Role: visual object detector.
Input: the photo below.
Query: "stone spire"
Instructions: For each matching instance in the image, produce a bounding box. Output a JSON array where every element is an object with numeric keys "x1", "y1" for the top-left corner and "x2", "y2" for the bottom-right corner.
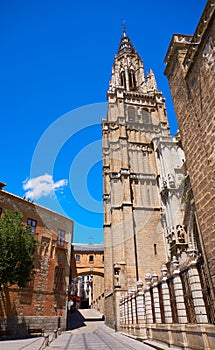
[{"x1": 117, "y1": 27, "x2": 136, "y2": 54}]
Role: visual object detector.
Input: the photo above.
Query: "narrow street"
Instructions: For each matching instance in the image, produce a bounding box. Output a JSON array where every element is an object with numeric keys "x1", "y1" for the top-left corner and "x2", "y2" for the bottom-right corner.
[
  {"x1": 48, "y1": 309, "x2": 154, "y2": 350},
  {"x1": 0, "y1": 309, "x2": 160, "y2": 350}
]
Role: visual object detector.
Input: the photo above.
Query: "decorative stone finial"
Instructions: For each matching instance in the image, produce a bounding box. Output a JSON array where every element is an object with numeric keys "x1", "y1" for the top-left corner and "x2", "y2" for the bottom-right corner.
[
  {"x1": 172, "y1": 256, "x2": 179, "y2": 271},
  {"x1": 152, "y1": 273, "x2": 159, "y2": 286},
  {"x1": 136, "y1": 279, "x2": 143, "y2": 292},
  {"x1": 161, "y1": 264, "x2": 168, "y2": 280},
  {"x1": 144, "y1": 273, "x2": 152, "y2": 289}
]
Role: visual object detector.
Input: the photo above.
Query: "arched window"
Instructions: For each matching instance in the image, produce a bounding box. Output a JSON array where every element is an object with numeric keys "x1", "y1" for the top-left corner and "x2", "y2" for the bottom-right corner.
[
  {"x1": 142, "y1": 109, "x2": 151, "y2": 124},
  {"x1": 129, "y1": 70, "x2": 136, "y2": 90},
  {"x1": 127, "y1": 106, "x2": 136, "y2": 122},
  {"x1": 120, "y1": 71, "x2": 126, "y2": 87}
]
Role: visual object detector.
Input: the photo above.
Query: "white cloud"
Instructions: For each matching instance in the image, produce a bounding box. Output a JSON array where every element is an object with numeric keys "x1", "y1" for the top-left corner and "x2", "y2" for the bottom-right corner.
[{"x1": 23, "y1": 174, "x2": 68, "y2": 200}]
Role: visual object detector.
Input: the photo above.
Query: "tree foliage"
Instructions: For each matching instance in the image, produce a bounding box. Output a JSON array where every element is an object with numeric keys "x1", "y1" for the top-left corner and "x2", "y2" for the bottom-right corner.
[{"x1": 0, "y1": 209, "x2": 38, "y2": 288}]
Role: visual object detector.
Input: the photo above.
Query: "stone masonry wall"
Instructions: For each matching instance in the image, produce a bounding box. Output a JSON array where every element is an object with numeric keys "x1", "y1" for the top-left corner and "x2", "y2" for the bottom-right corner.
[{"x1": 164, "y1": 2, "x2": 215, "y2": 296}]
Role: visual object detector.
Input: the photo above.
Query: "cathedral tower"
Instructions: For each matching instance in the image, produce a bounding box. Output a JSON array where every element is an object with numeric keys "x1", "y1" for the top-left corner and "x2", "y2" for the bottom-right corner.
[{"x1": 102, "y1": 30, "x2": 181, "y2": 326}]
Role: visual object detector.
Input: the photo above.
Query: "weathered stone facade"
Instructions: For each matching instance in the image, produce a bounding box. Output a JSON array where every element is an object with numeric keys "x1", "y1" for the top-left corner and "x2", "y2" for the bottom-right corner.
[
  {"x1": 0, "y1": 184, "x2": 73, "y2": 337},
  {"x1": 103, "y1": 2, "x2": 215, "y2": 348},
  {"x1": 102, "y1": 29, "x2": 186, "y2": 328},
  {"x1": 164, "y1": 0, "x2": 215, "y2": 306}
]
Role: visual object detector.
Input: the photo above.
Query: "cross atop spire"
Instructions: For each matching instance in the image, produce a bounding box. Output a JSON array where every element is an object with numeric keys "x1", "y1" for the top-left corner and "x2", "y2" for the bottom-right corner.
[{"x1": 122, "y1": 19, "x2": 126, "y2": 37}]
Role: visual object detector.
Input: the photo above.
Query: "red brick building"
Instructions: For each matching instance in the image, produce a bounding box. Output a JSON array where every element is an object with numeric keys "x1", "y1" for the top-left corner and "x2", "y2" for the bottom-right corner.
[{"x1": 0, "y1": 182, "x2": 73, "y2": 337}]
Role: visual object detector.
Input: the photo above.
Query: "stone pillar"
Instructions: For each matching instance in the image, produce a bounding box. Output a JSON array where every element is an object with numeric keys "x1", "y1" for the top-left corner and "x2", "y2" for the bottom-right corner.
[
  {"x1": 119, "y1": 297, "x2": 124, "y2": 327},
  {"x1": 187, "y1": 244, "x2": 208, "y2": 323},
  {"x1": 127, "y1": 290, "x2": 133, "y2": 325},
  {"x1": 124, "y1": 294, "x2": 128, "y2": 327},
  {"x1": 131, "y1": 287, "x2": 137, "y2": 325},
  {"x1": 136, "y1": 280, "x2": 146, "y2": 324},
  {"x1": 152, "y1": 273, "x2": 162, "y2": 323},
  {"x1": 161, "y1": 264, "x2": 172, "y2": 323},
  {"x1": 144, "y1": 273, "x2": 153, "y2": 324},
  {"x1": 172, "y1": 256, "x2": 188, "y2": 323}
]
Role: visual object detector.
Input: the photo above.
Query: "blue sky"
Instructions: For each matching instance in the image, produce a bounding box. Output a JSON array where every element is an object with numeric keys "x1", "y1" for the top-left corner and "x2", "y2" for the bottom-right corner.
[{"x1": 0, "y1": 0, "x2": 207, "y2": 243}]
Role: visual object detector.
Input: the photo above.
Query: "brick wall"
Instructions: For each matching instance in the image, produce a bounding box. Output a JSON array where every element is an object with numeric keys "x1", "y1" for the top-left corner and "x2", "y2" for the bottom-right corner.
[{"x1": 0, "y1": 188, "x2": 73, "y2": 333}]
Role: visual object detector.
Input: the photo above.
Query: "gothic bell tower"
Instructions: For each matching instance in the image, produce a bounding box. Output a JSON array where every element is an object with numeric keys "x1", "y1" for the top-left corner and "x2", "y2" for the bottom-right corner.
[{"x1": 102, "y1": 29, "x2": 170, "y2": 326}]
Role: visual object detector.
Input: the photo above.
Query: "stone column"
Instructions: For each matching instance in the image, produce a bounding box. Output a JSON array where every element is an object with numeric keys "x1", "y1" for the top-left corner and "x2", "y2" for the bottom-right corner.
[
  {"x1": 161, "y1": 265, "x2": 172, "y2": 323},
  {"x1": 152, "y1": 273, "x2": 162, "y2": 323},
  {"x1": 144, "y1": 273, "x2": 153, "y2": 324},
  {"x1": 172, "y1": 256, "x2": 188, "y2": 323},
  {"x1": 187, "y1": 244, "x2": 208, "y2": 323},
  {"x1": 124, "y1": 294, "x2": 128, "y2": 327},
  {"x1": 119, "y1": 296, "x2": 124, "y2": 327},
  {"x1": 131, "y1": 287, "x2": 137, "y2": 325},
  {"x1": 136, "y1": 280, "x2": 146, "y2": 324},
  {"x1": 127, "y1": 291, "x2": 133, "y2": 325}
]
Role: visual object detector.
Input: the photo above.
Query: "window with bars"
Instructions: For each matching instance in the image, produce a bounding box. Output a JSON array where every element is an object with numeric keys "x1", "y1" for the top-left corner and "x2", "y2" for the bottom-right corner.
[
  {"x1": 27, "y1": 218, "x2": 37, "y2": 233},
  {"x1": 54, "y1": 266, "x2": 65, "y2": 291},
  {"x1": 57, "y1": 229, "x2": 65, "y2": 246}
]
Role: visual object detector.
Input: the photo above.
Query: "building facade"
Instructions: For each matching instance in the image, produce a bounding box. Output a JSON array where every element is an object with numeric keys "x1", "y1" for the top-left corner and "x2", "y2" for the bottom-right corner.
[
  {"x1": 0, "y1": 183, "x2": 73, "y2": 337},
  {"x1": 70, "y1": 243, "x2": 104, "y2": 313},
  {"x1": 164, "y1": 0, "x2": 215, "y2": 303},
  {"x1": 102, "y1": 29, "x2": 186, "y2": 326},
  {"x1": 102, "y1": 2, "x2": 215, "y2": 347}
]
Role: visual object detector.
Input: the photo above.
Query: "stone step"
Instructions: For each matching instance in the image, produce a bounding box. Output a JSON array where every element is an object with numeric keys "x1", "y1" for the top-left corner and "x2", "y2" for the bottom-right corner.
[{"x1": 78, "y1": 308, "x2": 104, "y2": 320}]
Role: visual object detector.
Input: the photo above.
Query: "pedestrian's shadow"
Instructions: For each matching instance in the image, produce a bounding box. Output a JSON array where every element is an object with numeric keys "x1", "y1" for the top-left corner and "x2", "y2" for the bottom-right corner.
[{"x1": 66, "y1": 309, "x2": 86, "y2": 330}]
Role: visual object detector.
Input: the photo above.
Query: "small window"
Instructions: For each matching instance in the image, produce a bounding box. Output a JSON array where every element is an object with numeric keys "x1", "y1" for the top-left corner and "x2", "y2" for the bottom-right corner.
[
  {"x1": 76, "y1": 254, "x2": 80, "y2": 262},
  {"x1": 127, "y1": 106, "x2": 136, "y2": 122},
  {"x1": 27, "y1": 218, "x2": 37, "y2": 233},
  {"x1": 154, "y1": 244, "x2": 157, "y2": 255},
  {"x1": 142, "y1": 109, "x2": 151, "y2": 124},
  {"x1": 102, "y1": 255, "x2": 104, "y2": 262},
  {"x1": 58, "y1": 229, "x2": 65, "y2": 246},
  {"x1": 89, "y1": 255, "x2": 94, "y2": 262}
]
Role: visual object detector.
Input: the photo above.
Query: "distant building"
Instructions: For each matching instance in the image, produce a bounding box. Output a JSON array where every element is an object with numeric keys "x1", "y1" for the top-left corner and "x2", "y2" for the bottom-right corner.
[
  {"x1": 71, "y1": 243, "x2": 104, "y2": 313},
  {"x1": 0, "y1": 182, "x2": 73, "y2": 337}
]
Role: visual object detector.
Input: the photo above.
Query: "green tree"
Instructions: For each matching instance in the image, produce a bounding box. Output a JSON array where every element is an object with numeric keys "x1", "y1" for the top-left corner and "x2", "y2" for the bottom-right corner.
[{"x1": 0, "y1": 209, "x2": 38, "y2": 288}]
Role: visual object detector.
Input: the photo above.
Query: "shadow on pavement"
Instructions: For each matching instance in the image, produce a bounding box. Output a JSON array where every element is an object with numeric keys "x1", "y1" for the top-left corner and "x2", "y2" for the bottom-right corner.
[{"x1": 66, "y1": 309, "x2": 86, "y2": 331}]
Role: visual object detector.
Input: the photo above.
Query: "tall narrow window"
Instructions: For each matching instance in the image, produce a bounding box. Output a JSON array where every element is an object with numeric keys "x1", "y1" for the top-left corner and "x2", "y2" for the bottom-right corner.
[
  {"x1": 58, "y1": 229, "x2": 65, "y2": 246},
  {"x1": 27, "y1": 218, "x2": 37, "y2": 233},
  {"x1": 120, "y1": 71, "x2": 126, "y2": 87},
  {"x1": 129, "y1": 70, "x2": 136, "y2": 90},
  {"x1": 127, "y1": 106, "x2": 136, "y2": 122},
  {"x1": 142, "y1": 109, "x2": 151, "y2": 124}
]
